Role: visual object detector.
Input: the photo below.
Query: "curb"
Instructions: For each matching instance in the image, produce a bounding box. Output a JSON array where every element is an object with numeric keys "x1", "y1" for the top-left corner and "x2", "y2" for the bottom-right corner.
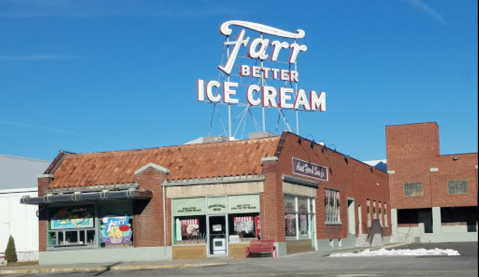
[{"x1": 0, "y1": 262, "x2": 234, "y2": 275}]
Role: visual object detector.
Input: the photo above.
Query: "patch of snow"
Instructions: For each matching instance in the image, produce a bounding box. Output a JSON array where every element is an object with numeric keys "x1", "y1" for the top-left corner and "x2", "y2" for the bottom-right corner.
[{"x1": 330, "y1": 248, "x2": 460, "y2": 257}]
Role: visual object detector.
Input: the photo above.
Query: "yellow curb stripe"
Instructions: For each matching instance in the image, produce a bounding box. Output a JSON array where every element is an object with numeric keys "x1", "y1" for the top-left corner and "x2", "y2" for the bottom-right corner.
[{"x1": 0, "y1": 263, "x2": 235, "y2": 275}]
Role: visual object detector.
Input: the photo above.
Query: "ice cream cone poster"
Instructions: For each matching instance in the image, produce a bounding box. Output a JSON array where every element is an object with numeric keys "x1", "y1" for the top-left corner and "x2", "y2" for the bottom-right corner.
[
  {"x1": 181, "y1": 219, "x2": 199, "y2": 238},
  {"x1": 100, "y1": 214, "x2": 132, "y2": 244},
  {"x1": 51, "y1": 207, "x2": 93, "y2": 230}
]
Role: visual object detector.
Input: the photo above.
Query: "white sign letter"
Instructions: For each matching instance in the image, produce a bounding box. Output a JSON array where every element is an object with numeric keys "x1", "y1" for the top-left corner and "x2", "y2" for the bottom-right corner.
[
  {"x1": 290, "y1": 71, "x2": 299, "y2": 82},
  {"x1": 197, "y1": 79, "x2": 205, "y2": 102},
  {"x1": 218, "y1": 30, "x2": 250, "y2": 75},
  {"x1": 289, "y1": 43, "x2": 307, "y2": 64},
  {"x1": 270, "y1": 41, "x2": 290, "y2": 61},
  {"x1": 310, "y1": 91, "x2": 326, "y2": 112},
  {"x1": 223, "y1": 82, "x2": 239, "y2": 104},
  {"x1": 262, "y1": 86, "x2": 278, "y2": 107},
  {"x1": 246, "y1": 85, "x2": 261, "y2": 106},
  {"x1": 206, "y1": 81, "x2": 221, "y2": 102},
  {"x1": 279, "y1": 87, "x2": 294, "y2": 109},
  {"x1": 240, "y1": 65, "x2": 250, "y2": 77},
  {"x1": 248, "y1": 38, "x2": 270, "y2": 60},
  {"x1": 294, "y1": 89, "x2": 311, "y2": 110}
]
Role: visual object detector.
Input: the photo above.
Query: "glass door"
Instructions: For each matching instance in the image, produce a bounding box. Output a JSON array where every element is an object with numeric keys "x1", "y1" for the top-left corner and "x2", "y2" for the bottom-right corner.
[{"x1": 207, "y1": 215, "x2": 227, "y2": 256}]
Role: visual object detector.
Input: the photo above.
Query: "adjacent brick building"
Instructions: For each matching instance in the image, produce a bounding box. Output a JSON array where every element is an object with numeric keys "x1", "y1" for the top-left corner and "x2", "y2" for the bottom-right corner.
[
  {"x1": 22, "y1": 131, "x2": 390, "y2": 265},
  {"x1": 386, "y1": 122, "x2": 478, "y2": 242}
]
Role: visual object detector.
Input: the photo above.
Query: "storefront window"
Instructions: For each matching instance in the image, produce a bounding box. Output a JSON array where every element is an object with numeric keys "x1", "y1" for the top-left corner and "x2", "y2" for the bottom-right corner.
[
  {"x1": 47, "y1": 205, "x2": 97, "y2": 249},
  {"x1": 172, "y1": 197, "x2": 207, "y2": 245},
  {"x1": 298, "y1": 198, "x2": 308, "y2": 238},
  {"x1": 172, "y1": 195, "x2": 261, "y2": 245},
  {"x1": 284, "y1": 195, "x2": 314, "y2": 239},
  {"x1": 285, "y1": 214, "x2": 297, "y2": 236},
  {"x1": 325, "y1": 189, "x2": 340, "y2": 224},
  {"x1": 228, "y1": 213, "x2": 259, "y2": 241},
  {"x1": 174, "y1": 215, "x2": 207, "y2": 244}
]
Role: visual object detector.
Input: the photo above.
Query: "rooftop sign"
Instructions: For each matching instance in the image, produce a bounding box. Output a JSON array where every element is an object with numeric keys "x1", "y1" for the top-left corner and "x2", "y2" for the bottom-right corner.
[{"x1": 197, "y1": 20, "x2": 326, "y2": 112}]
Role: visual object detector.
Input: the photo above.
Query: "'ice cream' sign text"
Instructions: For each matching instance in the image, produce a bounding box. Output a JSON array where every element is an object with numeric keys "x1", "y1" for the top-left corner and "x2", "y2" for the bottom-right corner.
[{"x1": 197, "y1": 20, "x2": 326, "y2": 112}]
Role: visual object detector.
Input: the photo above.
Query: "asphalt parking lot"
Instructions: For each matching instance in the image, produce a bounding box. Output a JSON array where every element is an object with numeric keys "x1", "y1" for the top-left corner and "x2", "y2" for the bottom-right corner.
[{"x1": 1, "y1": 242, "x2": 477, "y2": 277}]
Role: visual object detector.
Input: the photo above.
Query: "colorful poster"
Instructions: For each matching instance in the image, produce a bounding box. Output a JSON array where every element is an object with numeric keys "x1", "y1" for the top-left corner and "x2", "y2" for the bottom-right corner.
[
  {"x1": 181, "y1": 219, "x2": 200, "y2": 238},
  {"x1": 234, "y1": 216, "x2": 254, "y2": 235},
  {"x1": 51, "y1": 207, "x2": 93, "y2": 230},
  {"x1": 100, "y1": 214, "x2": 132, "y2": 245}
]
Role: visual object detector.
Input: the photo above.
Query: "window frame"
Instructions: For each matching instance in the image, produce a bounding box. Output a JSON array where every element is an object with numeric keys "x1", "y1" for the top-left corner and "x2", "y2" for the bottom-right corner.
[
  {"x1": 324, "y1": 188, "x2": 341, "y2": 225},
  {"x1": 447, "y1": 179, "x2": 468, "y2": 195},
  {"x1": 284, "y1": 194, "x2": 315, "y2": 240},
  {"x1": 46, "y1": 204, "x2": 98, "y2": 251},
  {"x1": 403, "y1": 182, "x2": 424, "y2": 197}
]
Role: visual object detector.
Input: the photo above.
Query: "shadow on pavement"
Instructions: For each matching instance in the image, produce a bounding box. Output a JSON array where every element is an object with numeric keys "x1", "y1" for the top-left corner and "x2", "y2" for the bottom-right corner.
[{"x1": 93, "y1": 262, "x2": 122, "y2": 276}]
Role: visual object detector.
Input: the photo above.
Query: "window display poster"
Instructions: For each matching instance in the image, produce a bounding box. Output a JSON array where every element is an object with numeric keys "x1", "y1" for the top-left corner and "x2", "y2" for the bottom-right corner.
[
  {"x1": 100, "y1": 214, "x2": 132, "y2": 245},
  {"x1": 234, "y1": 216, "x2": 254, "y2": 235},
  {"x1": 285, "y1": 214, "x2": 296, "y2": 236},
  {"x1": 299, "y1": 214, "x2": 308, "y2": 235},
  {"x1": 255, "y1": 216, "x2": 261, "y2": 238},
  {"x1": 51, "y1": 207, "x2": 93, "y2": 230},
  {"x1": 181, "y1": 219, "x2": 200, "y2": 238}
]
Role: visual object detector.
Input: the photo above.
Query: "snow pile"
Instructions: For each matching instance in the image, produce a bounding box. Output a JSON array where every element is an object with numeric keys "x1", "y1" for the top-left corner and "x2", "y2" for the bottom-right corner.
[{"x1": 330, "y1": 248, "x2": 460, "y2": 257}]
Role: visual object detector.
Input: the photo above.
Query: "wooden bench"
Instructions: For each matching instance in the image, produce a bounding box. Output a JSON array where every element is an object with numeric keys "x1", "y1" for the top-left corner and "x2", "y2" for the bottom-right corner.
[{"x1": 245, "y1": 240, "x2": 277, "y2": 258}]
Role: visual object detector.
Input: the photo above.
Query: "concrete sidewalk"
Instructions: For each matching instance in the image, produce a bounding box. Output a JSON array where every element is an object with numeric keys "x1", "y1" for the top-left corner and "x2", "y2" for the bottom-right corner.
[{"x1": 0, "y1": 242, "x2": 411, "y2": 275}]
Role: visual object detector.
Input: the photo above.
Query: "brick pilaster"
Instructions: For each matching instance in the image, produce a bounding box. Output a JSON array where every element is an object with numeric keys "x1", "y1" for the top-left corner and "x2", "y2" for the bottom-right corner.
[
  {"x1": 37, "y1": 174, "x2": 53, "y2": 252},
  {"x1": 260, "y1": 157, "x2": 285, "y2": 242},
  {"x1": 133, "y1": 163, "x2": 169, "y2": 247}
]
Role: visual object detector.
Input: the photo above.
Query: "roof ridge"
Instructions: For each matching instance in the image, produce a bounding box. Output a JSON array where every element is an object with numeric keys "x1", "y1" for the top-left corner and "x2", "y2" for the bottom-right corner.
[{"x1": 66, "y1": 136, "x2": 281, "y2": 157}]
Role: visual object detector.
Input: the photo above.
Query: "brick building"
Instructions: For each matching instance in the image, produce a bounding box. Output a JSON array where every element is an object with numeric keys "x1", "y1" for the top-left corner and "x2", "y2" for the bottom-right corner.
[
  {"x1": 21, "y1": 131, "x2": 390, "y2": 265},
  {"x1": 386, "y1": 122, "x2": 478, "y2": 242}
]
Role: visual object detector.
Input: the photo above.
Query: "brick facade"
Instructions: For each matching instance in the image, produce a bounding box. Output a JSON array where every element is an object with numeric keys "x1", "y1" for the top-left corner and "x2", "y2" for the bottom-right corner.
[
  {"x1": 276, "y1": 133, "x2": 391, "y2": 239},
  {"x1": 386, "y1": 122, "x2": 478, "y2": 210},
  {"x1": 34, "y1": 130, "x2": 394, "y2": 263}
]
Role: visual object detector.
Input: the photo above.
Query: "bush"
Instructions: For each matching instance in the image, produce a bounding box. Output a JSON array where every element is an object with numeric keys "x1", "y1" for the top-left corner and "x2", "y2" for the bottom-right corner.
[{"x1": 5, "y1": 235, "x2": 18, "y2": 263}]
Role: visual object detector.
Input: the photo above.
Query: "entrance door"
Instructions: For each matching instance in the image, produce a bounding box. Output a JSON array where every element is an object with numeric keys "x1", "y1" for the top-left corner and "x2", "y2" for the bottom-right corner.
[
  {"x1": 358, "y1": 205, "x2": 362, "y2": 234},
  {"x1": 207, "y1": 215, "x2": 227, "y2": 256},
  {"x1": 347, "y1": 199, "x2": 356, "y2": 235},
  {"x1": 418, "y1": 210, "x2": 433, "y2": 233}
]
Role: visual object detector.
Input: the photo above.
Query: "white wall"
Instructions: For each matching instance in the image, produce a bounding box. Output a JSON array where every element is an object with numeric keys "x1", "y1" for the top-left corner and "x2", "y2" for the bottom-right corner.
[{"x1": 0, "y1": 188, "x2": 39, "y2": 261}]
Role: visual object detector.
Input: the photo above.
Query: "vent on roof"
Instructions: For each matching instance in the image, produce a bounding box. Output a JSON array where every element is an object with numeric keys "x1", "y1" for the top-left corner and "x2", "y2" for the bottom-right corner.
[
  {"x1": 185, "y1": 136, "x2": 229, "y2": 144},
  {"x1": 248, "y1": 131, "x2": 274, "y2": 139}
]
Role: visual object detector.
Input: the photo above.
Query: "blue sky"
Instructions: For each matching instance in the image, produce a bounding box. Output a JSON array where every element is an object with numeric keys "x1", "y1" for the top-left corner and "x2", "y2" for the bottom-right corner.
[{"x1": 0, "y1": 0, "x2": 477, "y2": 162}]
